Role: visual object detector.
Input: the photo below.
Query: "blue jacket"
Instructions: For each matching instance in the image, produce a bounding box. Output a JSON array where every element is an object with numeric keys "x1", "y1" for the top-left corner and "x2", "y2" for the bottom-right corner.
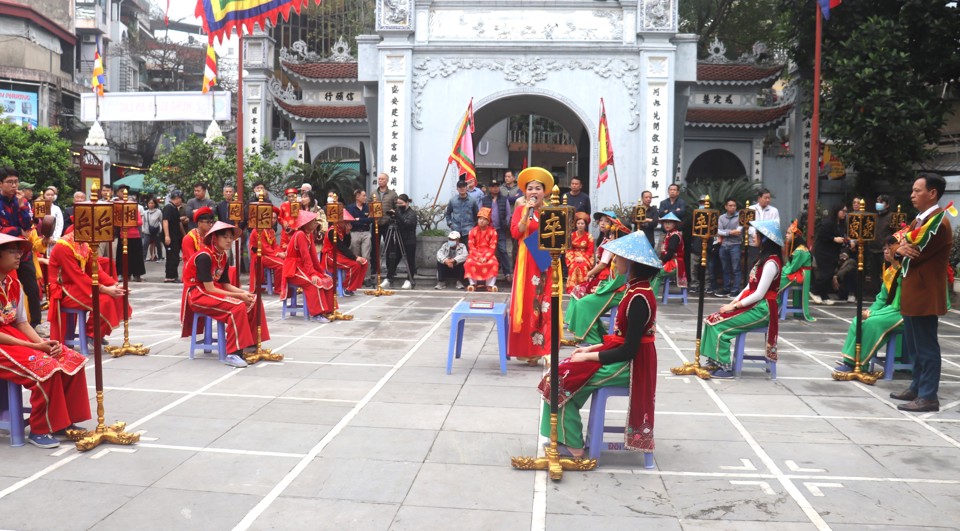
[{"x1": 445, "y1": 194, "x2": 479, "y2": 234}]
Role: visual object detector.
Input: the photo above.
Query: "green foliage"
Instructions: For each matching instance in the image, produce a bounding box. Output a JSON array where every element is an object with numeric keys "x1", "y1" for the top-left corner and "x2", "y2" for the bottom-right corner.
[
  {"x1": 413, "y1": 195, "x2": 447, "y2": 233},
  {"x1": 0, "y1": 122, "x2": 73, "y2": 196},
  {"x1": 601, "y1": 204, "x2": 635, "y2": 225},
  {"x1": 148, "y1": 136, "x2": 297, "y2": 201},
  {"x1": 681, "y1": 178, "x2": 760, "y2": 209},
  {"x1": 285, "y1": 159, "x2": 360, "y2": 203},
  {"x1": 777, "y1": 0, "x2": 960, "y2": 197},
  {"x1": 680, "y1": 0, "x2": 786, "y2": 58}
]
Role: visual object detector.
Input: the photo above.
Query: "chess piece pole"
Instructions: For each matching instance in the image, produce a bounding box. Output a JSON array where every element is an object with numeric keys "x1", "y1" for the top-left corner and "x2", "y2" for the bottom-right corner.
[
  {"x1": 244, "y1": 192, "x2": 282, "y2": 364},
  {"x1": 364, "y1": 200, "x2": 393, "y2": 296},
  {"x1": 512, "y1": 185, "x2": 597, "y2": 479},
  {"x1": 65, "y1": 186, "x2": 140, "y2": 450},
  {"x1": 671, "y1": 196, "x2": 717, "y2": 379},
  {"x1": 833, "y1": 199, "x2": 881, "y2": 384},
  {"x1": 106, "y1": 189, "x2": 148, "y2": 357}
]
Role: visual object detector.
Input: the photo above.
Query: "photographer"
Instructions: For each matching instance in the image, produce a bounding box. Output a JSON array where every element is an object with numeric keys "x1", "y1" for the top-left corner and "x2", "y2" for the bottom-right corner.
[{"x1": 383, "y1": 194, "x2": 417, "y2": 289}]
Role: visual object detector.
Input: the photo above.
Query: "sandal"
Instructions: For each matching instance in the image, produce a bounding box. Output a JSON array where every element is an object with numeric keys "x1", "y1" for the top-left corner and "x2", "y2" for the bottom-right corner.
[{"x1": 466, "y1": 285, "x2": 475, "y2": 292}]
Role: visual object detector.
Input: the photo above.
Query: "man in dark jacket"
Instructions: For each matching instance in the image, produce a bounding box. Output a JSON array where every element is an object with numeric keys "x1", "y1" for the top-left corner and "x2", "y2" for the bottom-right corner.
[
  {"x1": 481, "y1": 180, "x2": 514, "y2": 280},
  {"x1": 383, "y1": 194, "x2": 418, "y2": 289}
]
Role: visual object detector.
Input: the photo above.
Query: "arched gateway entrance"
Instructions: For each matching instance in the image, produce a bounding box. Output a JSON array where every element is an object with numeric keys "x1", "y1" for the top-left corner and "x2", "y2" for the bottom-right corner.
[
  {"x1": 473, "y1": 93, "x2": 591, "y2": 190},
  {"x1": 357, "y1": 0, "x2": 697, "y2": 208}
]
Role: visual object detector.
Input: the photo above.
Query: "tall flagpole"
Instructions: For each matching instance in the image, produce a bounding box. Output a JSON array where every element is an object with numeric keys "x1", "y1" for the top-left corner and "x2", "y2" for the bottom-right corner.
[
  {"x1": 807, "y1": 6, "x2": 823, "y2": 250},
  {"x1": 236, "y1": 34, "x2": 245, "y2": 197}
]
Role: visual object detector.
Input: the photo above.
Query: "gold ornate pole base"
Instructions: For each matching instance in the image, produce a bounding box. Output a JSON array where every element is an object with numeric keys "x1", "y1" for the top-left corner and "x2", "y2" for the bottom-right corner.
[
  {"x1": 670, "y1": 340, "x2": 712, "y2": 379},
  {"x1": 363, "y1": 286, "x2": 395, "y2": 297},
  {"x1": 243, "y1": 347, "x2": 284, "y2": 364},
  {"x1": 65, "y1": 422, "x2": 141, "y2": 451},
  {"x1": 511, "y1": 413, "x2": 597, "y2": 480},
  {"x1": 559, "y1": 338, "x2": 579, "y2": 347},
  {"x1": 64, "y1": 391, "x2": 139, "y2": 451},
  {"x1": 329, "y1": 310, "x2": 354, "y2": 321},
  {"x1": 831, "y1": 369, "x2": 881, "y2": 385},
  {"x1": 105, "y1": 339, "x2": 150, "y2": 357}
]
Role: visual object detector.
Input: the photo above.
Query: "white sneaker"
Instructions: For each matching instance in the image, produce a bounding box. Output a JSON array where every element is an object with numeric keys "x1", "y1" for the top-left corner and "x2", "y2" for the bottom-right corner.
[
  {"x1": 847, "y1": 295, "x2": 856, "y2": 303},
  {"x1": 380, "y1": 279, "x2": 391, "y2": 288},
  {"x1": 35, "y1": 322, "x2": 50, "y2": 338},
  {"x1": 434, "y1": 282, "x2": 445, "y2": 290},
  {"x1": 401, "y1": 280, "x2": 412, "y2": 290},
  {"x1": 810, "y1": 294, "x2": 823, "y2": 304},
  {"x1": 455, "y1": 281, "x2": 465, "y2": 290},
  {"x1": 223, "y1": 354, "x2": 248, "y2": 368}
]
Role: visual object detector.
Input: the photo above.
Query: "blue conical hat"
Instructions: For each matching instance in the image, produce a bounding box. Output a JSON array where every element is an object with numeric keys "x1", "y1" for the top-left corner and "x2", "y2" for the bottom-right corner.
[
  {"x1": 750, "y1": 219, "x2": 784, "y2": 246},
  {"x1": 660, "y1": 212, "x2": 681, "y2": 223},
  {"x1": 600, "y1": 231, "x2": 663, "y2": 269}
]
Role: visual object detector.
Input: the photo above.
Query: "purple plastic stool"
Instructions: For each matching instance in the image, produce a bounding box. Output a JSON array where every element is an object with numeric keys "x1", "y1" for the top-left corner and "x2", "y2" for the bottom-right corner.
[
  {"x1": 0, "y1": 380, "x2": 26, "y2": 446},
  {"x1": 733, "y1": 327, "x2": 776, "y2": 379},
  {"x1": 585, "y1": 386, "x2": 655, "y2": 468},
  {"x1": 661, "y1": 277, "x2": 688, "y2": 305}
]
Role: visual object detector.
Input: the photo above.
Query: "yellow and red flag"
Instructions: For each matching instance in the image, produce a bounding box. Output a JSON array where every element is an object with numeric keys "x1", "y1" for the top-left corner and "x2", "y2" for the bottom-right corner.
[
  {"x1": 448, "y1": 99, "x2": 476, "y2": 182},
  {"x1": 92, "y1": 37, "x2": 105, "y2": 96},
  {"x1": 597, "y1": 98, "x2": 614, "y2": 189},
  {"x1": 202, "y1": 44, "x2": 217, "y2": 93}
]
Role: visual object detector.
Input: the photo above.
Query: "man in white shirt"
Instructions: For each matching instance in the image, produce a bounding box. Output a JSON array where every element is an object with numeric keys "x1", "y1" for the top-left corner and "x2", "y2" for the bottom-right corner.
[{"x1": 747, "y1": 188, "x2": 779, "y2": 269}]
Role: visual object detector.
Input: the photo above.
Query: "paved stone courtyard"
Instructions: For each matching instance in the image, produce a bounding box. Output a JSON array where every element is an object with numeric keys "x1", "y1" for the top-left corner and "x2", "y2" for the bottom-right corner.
[{"x1": 2, "y1": 262, "x2": 960, "y2": 530}]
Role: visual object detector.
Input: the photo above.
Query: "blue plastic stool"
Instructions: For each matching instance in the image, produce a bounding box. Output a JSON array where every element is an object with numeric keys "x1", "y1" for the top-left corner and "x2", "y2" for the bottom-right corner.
[
  {"x1": 585, "y1": 386, "x2": 655, "y2": 468},
  {"x1": 0, "y1": 380, "x2": 27, "y2": 447},
  {"x1": 870, "y1": 330, "x2": 910, "y2": 381},
  {"x1": 601, "y1": 305, "x2": 618, "y2": 335},
  {"x1": 732, "y1": 327, "x2": 777, "y2": 379},
  {"x1": 447, "y1": 301, "x2": 508, "y2": 375},
  {"x1": 337, "y1": 270, "x2": 346, "y2": 297},
  {"x1": 661, "y1": 277, "x2": 688, "y2": 305},
  {"x1": 282, "y1": 289, "x2": 310, "y2": 320},
  {"x1": 189, "y1": 313, "x2": 227, "y2": 362},
  {"x1": 62, "y1": 307, "x2": 90, "y2": 357},
  {"x1": 779, "y1": 285, "x2": 803, "y2": 320},
  {"x1": 260, "y1": 269, "x2": 275, "y2": 295}
]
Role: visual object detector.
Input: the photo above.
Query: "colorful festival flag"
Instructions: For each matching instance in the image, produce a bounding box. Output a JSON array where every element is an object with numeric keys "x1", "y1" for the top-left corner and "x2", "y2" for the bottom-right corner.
[
  {"x1": 92, "y1": 37, "x2": 105, "y2": 96},
  {"x1": 818, "y1": 0, "x2": 842, "y2": 20},
  {"x1": 597, "y1": 98, "x2": 614, "y2": 189},
  {"x1": 202, "y1": 44, "x2": 217, "y2": 93},
  {"x1": 448, "y1": 100, "x2": 476, "y2": 182},
  {"x1": 901, "y1": 202, "x2": 958, "y2": 277},
  {"x1": 195, "y1": 0, "x2": 321, "y2": 44}
]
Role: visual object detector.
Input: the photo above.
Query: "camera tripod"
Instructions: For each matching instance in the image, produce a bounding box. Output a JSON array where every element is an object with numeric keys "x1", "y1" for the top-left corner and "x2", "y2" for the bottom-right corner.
[{"x1": 382, "y1": 221, "x2": 415, "y2": 287}]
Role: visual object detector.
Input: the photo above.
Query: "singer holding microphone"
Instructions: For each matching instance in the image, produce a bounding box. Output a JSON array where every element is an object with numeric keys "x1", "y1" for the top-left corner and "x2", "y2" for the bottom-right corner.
[{"x1": 508, "y1": 167, "x2": 555, "y2": 366}]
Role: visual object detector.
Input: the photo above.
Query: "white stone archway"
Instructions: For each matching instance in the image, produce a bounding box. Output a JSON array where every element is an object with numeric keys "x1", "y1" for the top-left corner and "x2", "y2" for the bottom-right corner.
[{"x1": 357, "y1": 0, "x2": 698, "y2": 209}]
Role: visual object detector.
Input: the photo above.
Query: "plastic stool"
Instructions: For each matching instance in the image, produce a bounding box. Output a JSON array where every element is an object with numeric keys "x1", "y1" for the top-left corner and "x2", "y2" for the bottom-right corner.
[
  {"x1": 585, "y1": 386, "x2": 655, "y2": 468},
  {"x1": 337, "y1": 270, "x2": 346, "y2": 297},
  {"x1": 779, "y1": 285, "x2": 803, "y2": 320},
  {"x1": 260, "y1": 269, "x2": 275, "y2": 295},
  {"x1": 661, "y1": 277, "x2": 688, "y2": 305},
  {"x1": 0, "y1": 380, "x2": 27, "y2": 447},
  {"x1": 189, "y1": 313, "x2": 227, "y2": 362},
  {"x1": 282, "y1": 289, "x2": 309, "y2": 320},
  {"x1": 62, "y1": 307, "x2": 90, "y2": 357},
  {"x1": 870, "y1": 330, "x2": 910, "y2": 381},
  {"x1": 447, "y1": 301, "x2": 508, "y2": 375},
  {"x1": 733, "y1": 327, "x2": 776, "y2": 379}
]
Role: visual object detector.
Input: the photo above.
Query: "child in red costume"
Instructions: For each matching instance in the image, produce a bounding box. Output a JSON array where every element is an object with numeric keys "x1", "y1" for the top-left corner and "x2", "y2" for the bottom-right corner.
[
  {"x1": 322, "y1": 210, "x2": 369, "y2": 295},
  {"x1": 282, "y1": 211, "x2": 335, "y2": 321},
  {"x1": 180, "y1": 222, "x2": 270, "y2": 368},
  {"x1": 248, "y1": 206, "x2": 284, "y2": 294},
  {"x1": 181, "y1": 206, "x2": 215, "y2": 265},
  {"x1": 47, "y1": 227, "x2": 129, "y2": 344},
  {"x1": 464, "y1": 207, "x2": 500, "y2": 291},
  {"x1": 0, "y1": 233, "x2": 90, "y2": 448}
]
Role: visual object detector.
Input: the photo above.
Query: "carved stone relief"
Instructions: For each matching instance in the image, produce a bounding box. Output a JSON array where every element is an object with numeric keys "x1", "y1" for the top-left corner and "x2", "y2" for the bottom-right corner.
[
  {"x1": 411, "y1": 57, "x2": 641, "y2": 130},
  {"x1": 639, "y1": 0, "x2": 677, "y2": 32},
  {"x1": 377, "y1": 0, "x2": 412, "y2": 31},
  {"x1": 427, "y1": 8, "x2": 623, "y2": 41}
]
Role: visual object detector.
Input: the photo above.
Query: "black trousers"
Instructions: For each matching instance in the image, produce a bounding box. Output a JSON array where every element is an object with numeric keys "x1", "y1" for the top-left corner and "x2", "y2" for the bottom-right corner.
[
  {"x1": 386, "y1": 241, "x2": 416, "y2": 280},
  {"x1": 18, "y1": 257, "x2": 40, "y2": 326},
  {"x1": 437, "y1": 263, "x2": 464, "y2": 282},
  {"x1": 165, "y1": 240, "x2": 181, "y2": 280}
]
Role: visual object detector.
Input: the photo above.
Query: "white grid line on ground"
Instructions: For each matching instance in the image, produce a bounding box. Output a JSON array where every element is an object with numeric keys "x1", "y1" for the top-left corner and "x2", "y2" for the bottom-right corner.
[
  {"x1": 657, "y1": 324, "x2": 831, "y2": 530},
  {"x1": 84, "y1": 385, "x2": 360, "y2": 404},
  {"x1": 231, "y1": 296, "x2": 464, "y2": 531},
  {"x1": 778, "y1": 335, "x2": 960, "y2": 451}
]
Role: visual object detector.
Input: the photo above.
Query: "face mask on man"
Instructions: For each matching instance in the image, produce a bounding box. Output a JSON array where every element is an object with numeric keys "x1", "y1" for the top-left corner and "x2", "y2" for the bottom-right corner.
[
  {"x1": 448, "y1": 241, "x2": 457, "y2": 247},
  {"x1": 875, "y1": 202, "x2": 885, "y2": 212}
]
